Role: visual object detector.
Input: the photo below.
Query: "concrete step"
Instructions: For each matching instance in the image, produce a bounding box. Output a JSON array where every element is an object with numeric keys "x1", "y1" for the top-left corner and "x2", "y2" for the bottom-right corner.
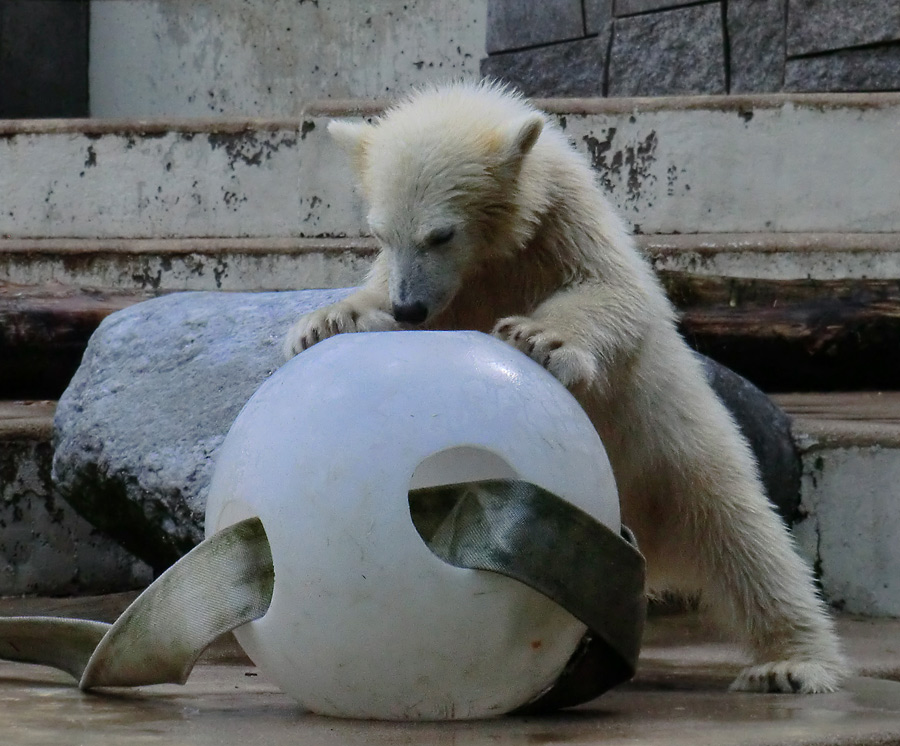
[
  {"x1": 647, "y1": 232, "x2": 900, "y2": 280},
  {"x1": 3, "y1": 233, "x2": 900, "y2": 292},
  {"x1": 0, "y1": 400, "x2": 151, "y2": 596},
  {"x1": 1, "y1": 393, "x2": 898, "y2": 614},
  {"x1": 0, "y1": 237, "x2": 377, "y2": 291},
  {"x1": 0, "y1": 598, "x2": 898, "y2": 746},
  {"x1": 5, "y1": 232, "x2": 900, "y2": 397},
  {"x1": 773, "y1": 392, "x2": 900, "y2": 617},
  {"x1": 1, "y1": 93, "x2": 898, "y2": 239}
]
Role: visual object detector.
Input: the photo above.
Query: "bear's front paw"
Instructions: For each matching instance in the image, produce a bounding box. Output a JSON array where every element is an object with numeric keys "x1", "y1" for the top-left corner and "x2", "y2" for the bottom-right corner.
[
  {"x1": 283, "y1": 303, "x2": 398, "y2": 359},
  {"x1": 492, "y1": 316, "x2": 598, "y2": 389},
  {"x1": 730, "y1": 660, "x2": 845, "y2": 694}
]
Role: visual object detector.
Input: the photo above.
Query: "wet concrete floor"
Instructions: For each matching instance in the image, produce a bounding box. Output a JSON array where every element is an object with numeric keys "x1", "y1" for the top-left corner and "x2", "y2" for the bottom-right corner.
[{"x1": 1, "y1": 595, "x2": 899, "y2": 745}]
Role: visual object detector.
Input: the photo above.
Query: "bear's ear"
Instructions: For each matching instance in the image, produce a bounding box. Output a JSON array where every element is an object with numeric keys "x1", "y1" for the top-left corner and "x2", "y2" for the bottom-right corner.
[
  {"x1": 327, "y1": 120, "x2": 373, "y2": 160},
  {"x1": 498, "y1": 113, "x2": 545, "y2": 160}
]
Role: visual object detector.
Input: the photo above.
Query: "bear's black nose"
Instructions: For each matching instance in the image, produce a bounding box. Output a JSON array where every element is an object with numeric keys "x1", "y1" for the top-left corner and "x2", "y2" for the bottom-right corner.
[{"x1": 393, "y1": 301, "x2": 429, "y2": 325}]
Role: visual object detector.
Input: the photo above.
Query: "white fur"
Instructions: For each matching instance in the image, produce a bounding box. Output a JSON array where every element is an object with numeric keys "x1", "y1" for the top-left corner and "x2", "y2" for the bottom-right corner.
[{"x1": 285, "y1": 81, "x2": 848, "y2": 693}]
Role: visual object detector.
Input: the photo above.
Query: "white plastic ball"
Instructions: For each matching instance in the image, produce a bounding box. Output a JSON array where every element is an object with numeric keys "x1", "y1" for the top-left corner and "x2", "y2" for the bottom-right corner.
[{"x1": 205, "y1": 330, "x2": 619, "y2": 720}]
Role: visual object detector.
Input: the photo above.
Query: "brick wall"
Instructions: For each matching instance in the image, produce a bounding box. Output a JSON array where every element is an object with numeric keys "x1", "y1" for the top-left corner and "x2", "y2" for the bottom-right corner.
[{"x1": 481, "y1": 0, "x2": 900, "y2": 96}]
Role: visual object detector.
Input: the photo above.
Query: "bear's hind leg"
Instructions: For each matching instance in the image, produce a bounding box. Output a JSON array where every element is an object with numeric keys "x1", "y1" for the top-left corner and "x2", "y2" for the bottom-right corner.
[{"x1": 680, "y1": 469, "x2": 848, "y2": 693}]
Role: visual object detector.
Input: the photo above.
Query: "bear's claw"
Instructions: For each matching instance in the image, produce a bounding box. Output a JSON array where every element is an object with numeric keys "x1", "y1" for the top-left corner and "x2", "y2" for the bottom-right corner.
[
  {"x1": 283, "y1": 304, "x2": 398, "y2": 359},
  {"x1": 492, "y1": 316, "x2": 598, "y2": 389},
  {"x1": 730, "y1": 660, "x2": 845, "y2": 694}
]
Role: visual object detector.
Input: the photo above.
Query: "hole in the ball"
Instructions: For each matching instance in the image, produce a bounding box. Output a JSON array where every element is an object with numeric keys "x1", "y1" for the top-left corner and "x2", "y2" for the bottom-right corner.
[{"x1": 408, "y1": 446, "x2": 517, "y2": 545}]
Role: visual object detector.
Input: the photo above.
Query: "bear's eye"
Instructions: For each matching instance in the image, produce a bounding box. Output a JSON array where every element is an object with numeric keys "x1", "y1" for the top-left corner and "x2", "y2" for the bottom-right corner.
[{"x1": 426, "y1": 227, "x2": 455, "y2": 247}]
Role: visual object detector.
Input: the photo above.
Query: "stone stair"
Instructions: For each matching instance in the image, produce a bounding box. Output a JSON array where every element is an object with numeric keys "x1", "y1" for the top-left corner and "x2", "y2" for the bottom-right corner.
[
  {"x1": 5, "y1": 231, "x2": 900, "y2": 397},
  {"x1": 1, "y1": 92, "x2": 899, "y2": 602},
  {"x1": 2, "y1": 95, "x2": 898, "y2": 238},
  {"x1": 773, "y1": 392, "x2": 900, "y2": 617},
  {"x1": 0, "y1": 401, "x2": 152, "y2": 595},
  {"x1": 4, "y1": 393, "x2": 898, "y2": 614}
]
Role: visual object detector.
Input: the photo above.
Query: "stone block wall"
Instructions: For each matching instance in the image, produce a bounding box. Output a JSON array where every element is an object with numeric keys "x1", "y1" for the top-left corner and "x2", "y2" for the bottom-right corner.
[{"x1": 481, "y1": 0, "x2": 900, "y2": 96}]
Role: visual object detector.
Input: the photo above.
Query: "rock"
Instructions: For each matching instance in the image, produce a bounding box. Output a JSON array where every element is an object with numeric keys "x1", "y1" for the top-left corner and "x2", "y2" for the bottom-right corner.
[
  {"x1": 53, "y1": 289, "x2": 351, "y2": 572},
  {"x1": 54, "y1": 289, "x2": 801, "y2": 572},
  {"x1": 608, "y1": 3, "x2": 726, "y2": 97},
  {"x1": 486, "y1": 0, "x2": 584, "y2": 54},
  {"x1": 786, "y1": 0, "x2": 900, "y2": 57},
  {"x1": 727, "y1": 0, "x2": 787, "y2": 93},
  {"x1": 699, "y1": 356, "x2": 801, "y2": 524},
  {"x1": 481, "y1": 36, "x2": 608, "y2": 98}
]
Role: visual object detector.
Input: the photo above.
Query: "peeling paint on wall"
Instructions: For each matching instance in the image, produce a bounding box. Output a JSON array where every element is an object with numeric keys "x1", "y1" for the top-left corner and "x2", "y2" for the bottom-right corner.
[
  {"x1": 207, "y1": 131, "x2": 298, "y2": 170},
  {"x1": 1, "y1": 100, "x2": 898, "y2": 239}
]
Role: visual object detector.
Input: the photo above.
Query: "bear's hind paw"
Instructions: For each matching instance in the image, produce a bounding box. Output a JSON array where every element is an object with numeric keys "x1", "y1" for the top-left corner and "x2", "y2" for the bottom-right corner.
[{"x1": 730, "y1": 660, "x2": 846, "y2": 694}]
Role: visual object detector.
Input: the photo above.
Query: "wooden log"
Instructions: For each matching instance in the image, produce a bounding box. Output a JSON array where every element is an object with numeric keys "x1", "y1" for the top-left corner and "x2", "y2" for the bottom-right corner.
[
  {"x1": 4, "y1": 275, "x2": 900, "y2": 397},
  {"x1": 0, "y1": 284, "x2": 156, "y2": 399},
  {"x1": 661, "y1": 274, "x2": 900, "y2": 391}
]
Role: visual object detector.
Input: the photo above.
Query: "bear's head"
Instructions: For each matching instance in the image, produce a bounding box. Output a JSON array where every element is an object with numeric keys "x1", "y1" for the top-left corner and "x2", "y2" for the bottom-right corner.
[{"x1": 328, "y1": 82, "x2": 547, "y2": 326}]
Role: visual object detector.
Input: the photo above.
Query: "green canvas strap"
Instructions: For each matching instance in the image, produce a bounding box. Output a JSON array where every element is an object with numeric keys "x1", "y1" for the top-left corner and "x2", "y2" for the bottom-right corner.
[
  {"x1": 0, "y1": 480, "x2": 645, "y2": 711},
  {"x1": 410, "y1": 479, "x2": 646, "y2": 711},
  {"x1": 0, "y1": 517, "x2": 273, "y2": 690}
]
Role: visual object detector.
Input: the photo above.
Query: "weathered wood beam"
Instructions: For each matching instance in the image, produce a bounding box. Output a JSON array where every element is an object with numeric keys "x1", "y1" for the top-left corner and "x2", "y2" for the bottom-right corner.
[
  {"x1": 5, "y1": 275, "x2": 900, "y2": 397},
  {"x1": 0, "y1": 285, "x2": 157, "y2": 399},
  {"x1": 661, "y1": 274, "x2": 900, "y2": 391}
]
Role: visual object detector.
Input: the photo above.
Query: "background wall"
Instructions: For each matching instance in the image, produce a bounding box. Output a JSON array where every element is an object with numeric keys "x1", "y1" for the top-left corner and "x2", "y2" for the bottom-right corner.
[
  {"x1": 482, "y1": 0, "x2": 900, "y2": 97},
  {"x1": 4, "y1": 0, "x2": 897, "y2": 119},
  {"x1": 0, "y1": 0, "x2": 89, "y2": 117},
  {"x1": 90, "y1": 0, "x2": 487, "y2": 118}
]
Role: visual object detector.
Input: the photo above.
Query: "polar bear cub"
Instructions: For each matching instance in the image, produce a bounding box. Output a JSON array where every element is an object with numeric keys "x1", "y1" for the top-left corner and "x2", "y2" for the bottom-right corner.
[{"x1": 284, "y1": 81, "x2": 847, "y2": 693}]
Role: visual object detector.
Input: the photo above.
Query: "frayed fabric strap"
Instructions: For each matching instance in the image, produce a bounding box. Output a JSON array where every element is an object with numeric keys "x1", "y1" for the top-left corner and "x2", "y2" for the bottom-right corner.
[
  {"x1": 0, "y1": 480, "x2": 645, "y2": 711},
  {"x1": 411, "y1": 479, "x2": 646, "y2": 711},
  {"x1": 0, "y1": 517, "x2": 273, "y2": 690}
]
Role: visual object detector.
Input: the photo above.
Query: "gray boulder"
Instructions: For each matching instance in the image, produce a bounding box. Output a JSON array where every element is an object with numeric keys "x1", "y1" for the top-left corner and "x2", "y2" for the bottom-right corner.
[
  {"x1": 699, "y1": 356, "x2": 801, "y2": 524},
  {"x1": 54, "y1": 289, "x2": 799, "y2": 572},
  {"x1": 53, "y1": 289, "x2": 351, "y2": 572}
]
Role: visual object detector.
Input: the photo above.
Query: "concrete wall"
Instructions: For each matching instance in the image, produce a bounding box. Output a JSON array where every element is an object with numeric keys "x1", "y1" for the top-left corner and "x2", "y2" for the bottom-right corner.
[{"x1": 90, "y1": 0, "x2": 487, "y2": 117}]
